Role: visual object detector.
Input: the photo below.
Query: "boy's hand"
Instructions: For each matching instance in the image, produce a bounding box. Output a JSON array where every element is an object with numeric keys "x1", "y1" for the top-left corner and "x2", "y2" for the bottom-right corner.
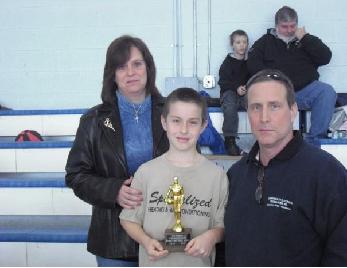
[
  {"x1": 117, "y1": 177, "x2": 143, "y2": 209},
  {"x1": 143, "y1": 237, "x2": 169, "y2": 261},
  {"x1": 237, "y1": 85, "x2": 247, "y2": 96},
  {"x1": 295, "y1": 26, "x2": 307, "y2": 41},
  {"x1": 184, "y1": 231, "x2": 215, "y2": 257}
]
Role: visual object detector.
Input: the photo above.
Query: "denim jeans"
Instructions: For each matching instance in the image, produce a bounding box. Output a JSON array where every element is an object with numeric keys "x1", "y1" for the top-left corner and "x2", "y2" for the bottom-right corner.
[
  {"x1": 96, "y1": 255, "x2": 138, "y2": 267},
  {"x1": 295, "y1": 80, "x2": 336, "y2": 143},
  {"x1": 221, "y1": 90, "x2": 246, "y2": 137}
]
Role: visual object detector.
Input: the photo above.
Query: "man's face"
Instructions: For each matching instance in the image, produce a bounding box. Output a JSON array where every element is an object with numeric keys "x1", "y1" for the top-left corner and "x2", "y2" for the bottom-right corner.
[
  {"x1": 247, "y1": 81, "x2": 297, "y2": 151},
  {"x1": 276, "y1": 20, "x2": 297, "y2": 38}
]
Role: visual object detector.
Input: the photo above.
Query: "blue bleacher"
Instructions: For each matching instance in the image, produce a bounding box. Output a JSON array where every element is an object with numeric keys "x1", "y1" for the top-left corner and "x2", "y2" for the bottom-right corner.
[
  {"x1": 0, "y1": 215, "x2": 90, "y2": 243},
  {"x1": 0, "y1": 172, "x2": 65, "y2": 187},
  {"x1": 0, "y1": 140, "x2": 73, "y2": 149},
  {"x1": 0, "y1": 109, "x2": 88, "y2": 116},
  {"x1": 0, "y1": 109, "x2": 94, "y2": 265}
]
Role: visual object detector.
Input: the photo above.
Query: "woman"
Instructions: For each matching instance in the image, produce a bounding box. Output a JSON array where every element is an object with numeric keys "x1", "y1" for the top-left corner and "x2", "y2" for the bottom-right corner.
[{"x1": 65, "y1": 35, "x2": 169, "y2": 266}]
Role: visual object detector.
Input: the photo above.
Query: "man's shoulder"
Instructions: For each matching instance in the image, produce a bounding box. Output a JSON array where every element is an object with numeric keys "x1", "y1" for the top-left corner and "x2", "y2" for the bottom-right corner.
[
  {"x1": 227, "y1": 155, "x2": 248, "y2": 176},
  {"x1": 251, "y1": 29, "x2": 276, "y2": 47},
  {"x1": 300, "y1": 142, "x2": 342, "y2": 164},
  {"x1": 298, "y1": 142, "x2": 346, "y2": 181}
]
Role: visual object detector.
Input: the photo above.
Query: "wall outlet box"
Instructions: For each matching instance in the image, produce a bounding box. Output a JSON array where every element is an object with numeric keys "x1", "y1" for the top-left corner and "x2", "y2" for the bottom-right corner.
[{"x1": 203, "y1": 75, "x2": 215, "y2": 89}]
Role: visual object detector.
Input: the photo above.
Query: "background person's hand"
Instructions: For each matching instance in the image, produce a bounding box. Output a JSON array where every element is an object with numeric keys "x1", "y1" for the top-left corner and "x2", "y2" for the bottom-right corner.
[
  {"x1": 116, "y1": 177, "x2": 143, "y2": 209},
  {"x1": 295, "y1": 26, "x2": 307, "y2": 41},
  {"x1": 237, "y1": 85, "x2": 247, "y2": 96}
]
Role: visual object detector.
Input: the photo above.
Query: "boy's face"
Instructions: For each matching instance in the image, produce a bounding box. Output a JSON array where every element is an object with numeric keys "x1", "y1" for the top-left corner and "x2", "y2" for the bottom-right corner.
[
  {"x1": 232, "y1": 35, "x2": 248, "y2": 58},
  {"x1": 161, "y1": 101, "x2": 207, "y2": 153}
]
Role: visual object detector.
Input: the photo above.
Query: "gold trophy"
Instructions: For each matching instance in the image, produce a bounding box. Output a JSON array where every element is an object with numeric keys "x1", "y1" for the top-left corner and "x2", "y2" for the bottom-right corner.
[{"x1": 163, "y1": 177, "x2": 192, "y2": 252}]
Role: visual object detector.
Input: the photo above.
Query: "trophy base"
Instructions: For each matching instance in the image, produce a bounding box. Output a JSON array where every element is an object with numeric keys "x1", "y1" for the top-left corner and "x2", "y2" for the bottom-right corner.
[{"x1": 162, "y1": 228, "x2": 192, "y2": 252}]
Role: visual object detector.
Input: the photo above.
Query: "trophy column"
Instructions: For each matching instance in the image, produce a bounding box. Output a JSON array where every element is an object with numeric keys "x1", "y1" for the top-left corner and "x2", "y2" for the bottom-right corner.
[{"x1": 163, "y1": 177, "x2": 192, "y2": 252}]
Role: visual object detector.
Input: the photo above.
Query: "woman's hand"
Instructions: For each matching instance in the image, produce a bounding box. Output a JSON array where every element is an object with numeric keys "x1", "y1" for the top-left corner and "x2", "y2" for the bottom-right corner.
[{"x1": 116, "y1": 177, "x2": 143, "y2": 209}]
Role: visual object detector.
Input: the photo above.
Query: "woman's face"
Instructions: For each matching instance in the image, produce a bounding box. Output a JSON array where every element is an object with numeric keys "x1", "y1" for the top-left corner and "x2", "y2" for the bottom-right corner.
[{"x1": 115, "y1": 46, "x2": 147, "y2": 102}]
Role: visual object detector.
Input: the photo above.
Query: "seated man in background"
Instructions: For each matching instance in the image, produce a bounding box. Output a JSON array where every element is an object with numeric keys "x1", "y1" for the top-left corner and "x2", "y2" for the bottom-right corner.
[{"x1": 248, "y1": 5, "x2": 336, "y2": 144}]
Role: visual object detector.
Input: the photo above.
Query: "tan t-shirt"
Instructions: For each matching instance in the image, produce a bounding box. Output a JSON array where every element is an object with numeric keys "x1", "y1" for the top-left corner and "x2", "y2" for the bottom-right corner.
[{"x1": 119, "y1": 153, "x2": 229, "y2": 267}]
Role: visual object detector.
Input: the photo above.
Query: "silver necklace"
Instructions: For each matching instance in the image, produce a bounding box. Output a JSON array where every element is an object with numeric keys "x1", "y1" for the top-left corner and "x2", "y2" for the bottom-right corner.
[{"x1": 132, "y1": 103, "x2": 142, "y2": 123}]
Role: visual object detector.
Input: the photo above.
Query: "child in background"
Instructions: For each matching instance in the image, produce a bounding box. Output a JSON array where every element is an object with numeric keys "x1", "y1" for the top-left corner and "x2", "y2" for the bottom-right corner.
[
  {"x1": 120, "y1": 87, "x2": 228, "y2": 267},
  {"x1": 218, "y1": 30, "x2": 250, "y2": 155}
]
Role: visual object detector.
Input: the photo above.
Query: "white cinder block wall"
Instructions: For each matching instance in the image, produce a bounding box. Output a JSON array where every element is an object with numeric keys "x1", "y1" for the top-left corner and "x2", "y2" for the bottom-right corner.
[{"x1": 0, "y1": 0, "x2": 346, "y2": 109}]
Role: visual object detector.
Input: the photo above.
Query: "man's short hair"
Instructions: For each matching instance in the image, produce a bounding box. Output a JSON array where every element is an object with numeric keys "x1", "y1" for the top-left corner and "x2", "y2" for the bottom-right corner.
[
  {"x1": 275, "y1": 6, "x2": 298, "y2": 25},
  {"x1": 229, "y1": 30, "x2": 248, "y2": 45},
  {"x1": 162, "y1": 87, "x2": 207, "y2": 123},
  {"x1": 245, "y1": 69, "x2": 296, "y2": 108}
]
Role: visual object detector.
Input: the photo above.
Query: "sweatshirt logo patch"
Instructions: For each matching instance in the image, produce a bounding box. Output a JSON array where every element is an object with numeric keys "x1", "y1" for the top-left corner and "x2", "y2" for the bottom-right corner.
[{"x1": 266, "y1": 196, "x2": 293, "y2": 211}]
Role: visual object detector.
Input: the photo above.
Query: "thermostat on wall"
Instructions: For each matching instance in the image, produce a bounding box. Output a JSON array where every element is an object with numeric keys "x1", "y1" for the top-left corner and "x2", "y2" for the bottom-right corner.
[{"x1": 203, "y1": 75, "x2": 216, "y2": 89}]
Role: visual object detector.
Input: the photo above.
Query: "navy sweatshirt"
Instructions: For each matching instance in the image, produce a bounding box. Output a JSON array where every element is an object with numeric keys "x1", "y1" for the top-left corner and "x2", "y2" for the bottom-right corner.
[{"x1": 225, "y1": 131, "x2": 347, "y2": 266}]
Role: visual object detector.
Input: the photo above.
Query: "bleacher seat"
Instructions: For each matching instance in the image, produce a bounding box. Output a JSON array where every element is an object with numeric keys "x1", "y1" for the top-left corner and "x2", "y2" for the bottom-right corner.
[
  {"x1": 0, "y1": 215, "x2": 89, "y2": 243},
  {"x1": 0, "y1": 105, "x2": 345, "y2": 266},
  {"x1": 318, "y1": 138, "x2": 347, "y2": 167}
]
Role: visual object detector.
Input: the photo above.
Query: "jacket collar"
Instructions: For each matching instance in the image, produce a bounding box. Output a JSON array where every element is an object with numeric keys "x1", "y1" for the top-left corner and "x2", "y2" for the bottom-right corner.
[
  {"x1": 228, "y1": 52, "x2": 248, "y2": 61},
  {"x1": 267, "y1": 28, "x2": 299, "y2": 45},
  {"x1": 99, "y1": 100, "x2": 128, "y2": 175},
  {"x1": 247, "y1": 130, "x2": 303, "y2": 165}
]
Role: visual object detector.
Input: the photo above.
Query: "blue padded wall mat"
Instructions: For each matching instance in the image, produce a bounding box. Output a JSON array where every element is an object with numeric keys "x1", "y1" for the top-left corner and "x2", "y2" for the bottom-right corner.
[
  {"x1": 0, "y1": 109, "x2": 87, "y2": 116},
  {"x1": 0, "y1": 215, "x2": 90, "y2": 243},
  {"x1": 208, "y1": 107, "x2": 222, "y2": 113},
  {"x1": 0, "y1": 140, "x2": 73, "y2": 149},
  {"x1": 0, "y1": 108, "x2": 223, "y2": 115},
  {"x1": 318, "y1": 138, "x2": 347, "y2": 145},
  {"x1": 0, "y1": 136, "x2": 75, "y2": 142},
  {"x1": 0, "y1": 173, "x2": 66, "y2": 187}
]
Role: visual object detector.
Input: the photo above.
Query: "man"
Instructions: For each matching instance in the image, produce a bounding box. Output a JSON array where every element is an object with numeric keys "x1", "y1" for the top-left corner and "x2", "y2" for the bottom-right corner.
[
  {"x1": 224, "y1": 69, "x2": 347, "y2": 266},
  {"x1": 248, "y1": 6, "x2": 336, "y2": 144}
]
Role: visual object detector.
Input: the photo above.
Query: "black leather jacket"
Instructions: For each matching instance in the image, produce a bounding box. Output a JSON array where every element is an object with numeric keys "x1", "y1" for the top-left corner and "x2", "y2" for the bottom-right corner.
[{"x1": 65, "y1": 95, "x2": 169, "y2": 259}]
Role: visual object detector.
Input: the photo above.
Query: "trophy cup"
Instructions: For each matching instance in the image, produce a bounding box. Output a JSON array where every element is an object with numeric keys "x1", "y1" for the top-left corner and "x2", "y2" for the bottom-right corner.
[{"x1": 163, "y1": 177, "x2": 192, "y2": 252}]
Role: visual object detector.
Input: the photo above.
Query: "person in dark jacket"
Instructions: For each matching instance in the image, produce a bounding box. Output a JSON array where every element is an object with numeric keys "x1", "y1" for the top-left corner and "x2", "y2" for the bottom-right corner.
[
  {"x1": 247, "y1": 6, "x2": 336, "y2": 145},
  {"x1": 218, "y1": 30, "x2": 250, "y2": 155},
  {"x1": 65, "y1": 35, "x2": 169, "y2": 266},
  {"x1": 224, "y1": 69, "x2": 347, "y2": 266}
]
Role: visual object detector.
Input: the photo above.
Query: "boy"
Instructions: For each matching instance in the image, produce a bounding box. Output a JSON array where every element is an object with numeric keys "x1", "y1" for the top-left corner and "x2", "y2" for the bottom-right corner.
[
  {"x1": 218, "y1": 30, "x2": 250, "y2": 155},
  {"x1": 119, "y1": 87, "x2": 228, "y2": 266}
]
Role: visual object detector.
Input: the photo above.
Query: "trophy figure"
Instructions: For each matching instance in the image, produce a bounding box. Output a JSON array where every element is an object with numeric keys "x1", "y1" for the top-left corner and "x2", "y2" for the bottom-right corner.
[{"x1": 163, "y1": 177, "x2": 192, "y2": 252}]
